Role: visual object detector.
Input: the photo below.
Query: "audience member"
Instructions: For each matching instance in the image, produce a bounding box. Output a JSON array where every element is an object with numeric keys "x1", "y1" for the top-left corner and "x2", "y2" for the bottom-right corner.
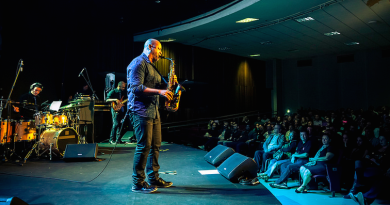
[
  {"x1": 260, "y1": 114, "x2": 270, "y2": 125},
  {"x1": 241, "y1": 116, "x2": 250, "y2": 127},
  {"x1": 301, "y1": 117, "x2": 308, "y2": 128},
  {"x1": 285, "y1": 125, "x2": 294, "y2": 142},
  {"x1": 313, "y1": 114, "x2": 323, "y2": 126},
  {"x1": 263, "y1": 124, "x2": 273, "y2": 140},
  {"x1": 218, "y1": 121, "x2": 231, "y2": 141},
  {"x1": 275, "y1": 116, "x2": 283, "y2": 125},
  {"x1": 254, "y1": 116, "x2": 262, "y2": 127},
  {"x1": 253, "y1": 124, "x2": 285, "y2": 173},
  {"x1": 342, "y1": 135, "x2": 369, "y2": 193}
]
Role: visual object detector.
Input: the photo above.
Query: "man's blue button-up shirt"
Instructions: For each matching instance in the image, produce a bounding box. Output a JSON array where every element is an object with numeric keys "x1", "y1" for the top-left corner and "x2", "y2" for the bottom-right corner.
[{"x1": 127, "y1": 53, "x2": 162, "y2": 119}]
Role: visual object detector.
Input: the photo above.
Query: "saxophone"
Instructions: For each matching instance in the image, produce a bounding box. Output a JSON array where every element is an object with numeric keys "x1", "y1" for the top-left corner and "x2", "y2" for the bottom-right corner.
[{"x1": 161, "y1": 56, "x2": 184, "y2": 112}]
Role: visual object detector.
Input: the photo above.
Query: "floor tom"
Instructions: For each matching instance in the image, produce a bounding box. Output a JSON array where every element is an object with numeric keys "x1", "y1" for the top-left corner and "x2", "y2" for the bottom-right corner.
[
  {"x1": 15, "y1": 120, "x2": 36, "y2": 141},
  {"x1": 1, "y1": 120, "x2": 14, "y2": 144}
]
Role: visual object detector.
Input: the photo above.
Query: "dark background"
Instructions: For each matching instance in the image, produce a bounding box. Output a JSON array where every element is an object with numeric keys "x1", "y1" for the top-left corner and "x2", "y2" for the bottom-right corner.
[{"x1": 0, "y1": 0, "x2": 269, "y2": 123}]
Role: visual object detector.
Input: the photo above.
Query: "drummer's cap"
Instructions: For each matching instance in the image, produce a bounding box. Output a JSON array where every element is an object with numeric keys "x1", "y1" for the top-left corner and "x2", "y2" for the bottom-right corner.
[{"x1": 30, "y1": 82, "x2": 43, "y2": 91}]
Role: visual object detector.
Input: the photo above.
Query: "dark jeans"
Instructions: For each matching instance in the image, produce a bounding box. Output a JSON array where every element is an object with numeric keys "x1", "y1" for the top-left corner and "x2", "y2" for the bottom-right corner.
[
  {"x1": 110, "y1": 110, "x2": 125, "y2": 142},
  {"x1": 275, "y1": 159, "x2": 308, "y2": 184},
  {"x1": 254, "y1": 150, "x2": 275, "y2": 172},
  {"x1": 131, "y1": 114, "x2": 162, "y2": 184}
]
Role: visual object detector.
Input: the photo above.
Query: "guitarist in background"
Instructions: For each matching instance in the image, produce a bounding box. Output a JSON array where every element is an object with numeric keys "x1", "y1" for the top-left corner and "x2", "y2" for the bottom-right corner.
[{"x1": 106, "y1": 81, "x2": 127, "y2": 144}]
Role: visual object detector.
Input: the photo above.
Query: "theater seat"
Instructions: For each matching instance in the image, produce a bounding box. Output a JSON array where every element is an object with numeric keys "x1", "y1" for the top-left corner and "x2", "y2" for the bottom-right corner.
[{"x1": 311, "y1": 164, "x2": 342, "y2": 193}]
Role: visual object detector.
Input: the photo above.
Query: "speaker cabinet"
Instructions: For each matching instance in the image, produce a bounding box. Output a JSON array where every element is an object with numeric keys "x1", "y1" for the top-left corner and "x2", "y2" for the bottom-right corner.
[
  {"x1": 204, "y1": 145, "x2": 234, "y2": 167},
  {"x1": 217, "y1": 153, "x2": 257, "y2": 182},
  {"x1": 0, "y1": 196, "x2": 28, "y2": 205},
  {"x1": 63, "y1": 143, "x2": 98, "y2": 161}
]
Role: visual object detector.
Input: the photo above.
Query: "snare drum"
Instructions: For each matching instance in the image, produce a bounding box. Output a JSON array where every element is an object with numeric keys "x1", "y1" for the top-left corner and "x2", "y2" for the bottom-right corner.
[
  {"x1": 15, "y1": 120, "x2": 36, "y2": 141},
  {"x1": 54, "y1": 114, "x2": 68, "y2": 127},
  {"x1": 39, "y1": 127, "x2": 79, "y2": 156},
  {"x1": 1, "y1": 119, "x2": 14, "y2": 144}
]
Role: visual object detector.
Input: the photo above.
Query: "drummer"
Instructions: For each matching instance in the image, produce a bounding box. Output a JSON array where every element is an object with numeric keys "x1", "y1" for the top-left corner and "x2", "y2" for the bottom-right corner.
[{"x1": 14, "y1": 82, "x2": 43, "y2": 119}]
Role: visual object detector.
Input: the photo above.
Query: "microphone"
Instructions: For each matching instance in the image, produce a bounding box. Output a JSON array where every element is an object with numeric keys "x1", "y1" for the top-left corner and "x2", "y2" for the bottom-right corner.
[
  {"x1": 78, "y1": 68, "x2": 85, "y2": 77},
  {"x1": 20, "y1": 59, "x2": 24, "y2": 72}
]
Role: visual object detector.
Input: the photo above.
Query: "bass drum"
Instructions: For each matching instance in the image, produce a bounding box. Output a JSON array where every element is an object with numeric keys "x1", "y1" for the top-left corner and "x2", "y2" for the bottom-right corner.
[{"x1": 39, "y1": 127, "x2": 79, "y2": 156}]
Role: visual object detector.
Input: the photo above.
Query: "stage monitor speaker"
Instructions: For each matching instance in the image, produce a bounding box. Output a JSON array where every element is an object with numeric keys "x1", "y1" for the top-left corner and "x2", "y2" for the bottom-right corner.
[
  {"x1": 217, "y1": 153, "x2": 257, "y2": 183},
  {"x1": 204, "y1": 145, "x2": 234, "y2": 167},
  {"x1": 0, "y1": 196, "x2": 28, "y2": 205},
  {"x1": 63, "y1": 143, "x2": 98, "y2": 161}
]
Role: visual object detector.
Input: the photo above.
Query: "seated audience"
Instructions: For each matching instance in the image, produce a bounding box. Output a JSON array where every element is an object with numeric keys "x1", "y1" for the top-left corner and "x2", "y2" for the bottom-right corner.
[
  {"x1": 220, "y1": 123, "x2": 242, "y2": 146},
  {"x1": 258, "y1": 130, "x2": 299, "y2": 182},
  {"x1": 224, "y1": 124, "x2": 250, "y2": 154},
  {"x1": 269, "y1": 129, "x2": 313, "y2": 189},
  {"x1": 348, "y1": 136, "x2": 389, "y2": 205},
  {"x1": 201, "y1": 122, "x2": 222, "y2": 151},
  {"x1": 365, "y1": 128, "x2": 380, "y2": 149},
  {"x1": 343, "y1": 135, "x2": 369, "y2": 194},
  {"x1": 296, "y1": 134, "x2": 336, "y2": 193},
  {"x1": 237, "y1": 124, "x2": 262, "y2": 157}
]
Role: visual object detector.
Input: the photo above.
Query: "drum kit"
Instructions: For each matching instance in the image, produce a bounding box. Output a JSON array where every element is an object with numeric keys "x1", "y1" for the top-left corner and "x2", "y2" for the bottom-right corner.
[{"x1": 0, "y1": 98, "x2": 92, "y2": 163}]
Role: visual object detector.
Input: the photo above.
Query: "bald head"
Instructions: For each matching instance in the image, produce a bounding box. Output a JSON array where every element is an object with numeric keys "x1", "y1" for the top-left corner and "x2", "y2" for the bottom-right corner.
[{"x1": 143, "y1": 39, "x2": 162, "y2": 63}]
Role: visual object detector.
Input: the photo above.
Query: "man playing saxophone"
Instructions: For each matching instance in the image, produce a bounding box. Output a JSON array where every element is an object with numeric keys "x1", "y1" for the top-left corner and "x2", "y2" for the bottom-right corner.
[{"x1": 127, "y1": 38, "x2": 179, "y2": 193}]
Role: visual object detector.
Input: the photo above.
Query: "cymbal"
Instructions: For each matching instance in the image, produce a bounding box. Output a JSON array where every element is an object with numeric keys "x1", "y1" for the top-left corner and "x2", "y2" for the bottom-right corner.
[
  {"x1": 60, "y1": 104, "x2": 88, "y2": 109},
  {"x1": 61, "y1": 104, "x2": 75, "y2": 109},
  {"x1": 69, "y1": 99, "x2": 92, "y2": 103}
]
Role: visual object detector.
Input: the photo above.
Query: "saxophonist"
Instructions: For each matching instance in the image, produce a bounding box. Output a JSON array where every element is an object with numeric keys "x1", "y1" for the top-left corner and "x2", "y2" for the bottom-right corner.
[{"x1": 127, "y1": 39, "x2": 180, "y2": 193}]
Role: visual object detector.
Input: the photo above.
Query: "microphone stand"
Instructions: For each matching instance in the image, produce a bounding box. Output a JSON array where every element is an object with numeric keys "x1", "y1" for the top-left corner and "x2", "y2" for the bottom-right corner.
[
  {"x1": 79, "y1": 68, "x2": 97, "y2": 143},
  {"x1": 1, "y1": 59, "x2": 23, "y2": 163}
]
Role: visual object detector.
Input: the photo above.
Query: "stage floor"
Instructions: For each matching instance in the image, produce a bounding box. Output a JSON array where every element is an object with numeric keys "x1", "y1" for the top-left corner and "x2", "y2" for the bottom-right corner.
[{"x1": 0, "y1": 142, "x2": 281, "y2": 205}]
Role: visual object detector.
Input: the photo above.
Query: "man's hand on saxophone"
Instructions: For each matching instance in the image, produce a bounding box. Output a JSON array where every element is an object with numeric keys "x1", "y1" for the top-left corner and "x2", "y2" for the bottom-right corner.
[{"x1": 158, "y1": 90, "x2": 174, "y2": 101}]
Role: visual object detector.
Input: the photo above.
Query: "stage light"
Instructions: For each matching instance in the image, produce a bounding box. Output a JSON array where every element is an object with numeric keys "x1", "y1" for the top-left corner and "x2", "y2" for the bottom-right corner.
[
  {"x1": 236, "y1": 18, "x2": 259, "y2": 23},
  {"x1": 287, "y1": 109, "x2": 290, "y2": 113},
  {"x1": 295, "y1": 17, "x2": 314, "y2": 22},
  {"x1": 160, "y1": 38, "x2": 176, "y2": 42},
  {"x1": 324, "y1": 31, "x2": 340, "y2": 36},
  {"x1": 218, "y1": 47, "x2": 231, "y2": 51},
  {"x1": 344, "y1": 42, "x2": 359, "y2": 45},
  {"x1": 250, "y1": 54, "x2": 260, "y2": 57}
]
